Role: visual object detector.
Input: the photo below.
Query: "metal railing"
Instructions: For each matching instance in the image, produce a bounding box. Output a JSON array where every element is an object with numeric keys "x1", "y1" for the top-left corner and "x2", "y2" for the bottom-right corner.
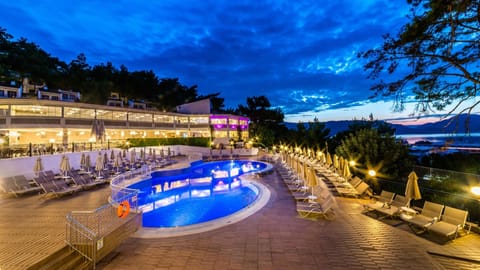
[{"x1": 66, "y1": 175, "x2": 141, "y2": 269}]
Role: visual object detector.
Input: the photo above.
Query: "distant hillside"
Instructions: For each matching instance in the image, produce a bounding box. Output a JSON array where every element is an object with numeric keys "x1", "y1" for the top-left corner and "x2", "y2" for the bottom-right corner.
[
  {"x1": 391, "y1": 114, "x2": 480, "y2": 135},
  {"x1": 284, "y1": 114, "x2": 480, "y2": 136}
]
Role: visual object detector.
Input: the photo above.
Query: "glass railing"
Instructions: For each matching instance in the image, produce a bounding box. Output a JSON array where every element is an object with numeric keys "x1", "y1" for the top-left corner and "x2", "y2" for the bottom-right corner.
[
  {"x1": 377, "y1": 165, "x2": 480, "y2": 224},
  {"x1": 0, "y1": 140, "x2": 126, "y2": 159}
]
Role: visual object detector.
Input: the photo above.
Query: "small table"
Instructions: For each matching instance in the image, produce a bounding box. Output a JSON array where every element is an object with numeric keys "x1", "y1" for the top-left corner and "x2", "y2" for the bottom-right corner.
[{"x1": 399, "y1": 206, "x2": 417, "y2": 220}]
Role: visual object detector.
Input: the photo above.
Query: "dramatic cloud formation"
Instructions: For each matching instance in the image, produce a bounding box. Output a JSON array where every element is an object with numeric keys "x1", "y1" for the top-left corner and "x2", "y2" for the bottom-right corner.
[{"x1": 1, "y1": 0, "x2": 415, "y2": 121}]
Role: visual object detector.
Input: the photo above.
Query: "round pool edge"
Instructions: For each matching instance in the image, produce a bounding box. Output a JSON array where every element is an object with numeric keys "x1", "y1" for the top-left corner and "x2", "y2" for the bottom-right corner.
[{"x1": 132, "y1": 179, "x2": 271, "y2": 238}]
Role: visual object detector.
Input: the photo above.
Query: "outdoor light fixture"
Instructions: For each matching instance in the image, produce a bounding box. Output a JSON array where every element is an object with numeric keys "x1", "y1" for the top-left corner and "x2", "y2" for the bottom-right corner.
[
  {"x1": 368, "y1": 169, "x2": 376, "y2": 177},
  {"x1": 349, "y1": 160, "x2": 356, "y2": 166},
  {"x1": 471, "y1": 186, "x2": 480, "y2": 196}
]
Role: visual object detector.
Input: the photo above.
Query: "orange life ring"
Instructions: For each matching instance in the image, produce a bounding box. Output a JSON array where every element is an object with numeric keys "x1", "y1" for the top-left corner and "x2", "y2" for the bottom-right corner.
[{"x1": 117, "y1": 200, "x2": 130, "y2": 218}]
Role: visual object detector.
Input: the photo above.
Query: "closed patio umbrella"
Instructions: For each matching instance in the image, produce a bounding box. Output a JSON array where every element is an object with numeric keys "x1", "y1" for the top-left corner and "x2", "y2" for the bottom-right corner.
[
  {"x1": 343, "y1": 161, "x2": 351, "y2": 179},
  {"x1": 110, "y1": 149, "x2": 115, "y2": 161},
  {"x1": 103, "y1": 152, "x2": 108, "y2": 166},
  {"x1": 333, "y1": 154, "x2": 339, "y2": 170},
  {"x1": 306, "y1": 166, "x2": 318, "y2": 199},
  {"x1": 326, "y1": 152, "x2": 332, "y2": 167},
  {"x1": 95, "y1": 154, "x2": 104, "y2": 177},
  {"x1": 130, "y1": 150, "x2": 136, "y2": 163},
  {"x1": 60, "y1": 155, "x2": 71, "y2": 176},
  {"x1": 33, "y1": 156, "x2": 43, "y2": 175},
  {"x1": 80, "y1": 153, "x2": 86, "y2": 170},
  {"x1": 114, "y1": 153, "x2": 122, "y2": 173},
  {"x1": 85, "y1": 154, "x2": 91, "y2": 172},
  {"x1": 405, "y1": 171, "x2": 422, "y2": 207}
]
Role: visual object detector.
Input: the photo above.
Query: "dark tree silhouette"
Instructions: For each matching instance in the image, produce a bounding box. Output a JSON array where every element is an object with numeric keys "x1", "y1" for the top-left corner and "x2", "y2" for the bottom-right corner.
[{"x1": 361, "y1": 0, "x2": 479, "y2": 124}]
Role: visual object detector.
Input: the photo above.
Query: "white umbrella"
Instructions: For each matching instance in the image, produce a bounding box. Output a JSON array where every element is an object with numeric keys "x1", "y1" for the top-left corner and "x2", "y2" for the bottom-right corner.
[
  {"x1": 152, "y1": 149, "x2": 156, "y2": 161},
  {"x1": 110, "y1": 149, "x2": 115, "y2": 161},
  {"x1": 85, "y1": 154, "x2": 91, "y2": 172},
  {"x1": 95, "y1": 153, "x2": 104, "y2": 177},
  {"x1": 114, "y1": 153, "x2": 122, "y2": 173},
  {"x1": 60, "y1": 155, "x2": 71, "y2": 176},
  {"x1": 33, "y1": 157, "x2": 43, "y2": 175},
  {"x1": 405, "y1": 171, "x2": 422, "y2": 207}
]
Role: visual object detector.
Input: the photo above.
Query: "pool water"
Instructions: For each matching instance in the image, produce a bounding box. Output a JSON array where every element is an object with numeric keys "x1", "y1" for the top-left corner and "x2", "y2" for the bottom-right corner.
[{"x1": 128, "y1": 160, "x2": 268, "y2": 228}]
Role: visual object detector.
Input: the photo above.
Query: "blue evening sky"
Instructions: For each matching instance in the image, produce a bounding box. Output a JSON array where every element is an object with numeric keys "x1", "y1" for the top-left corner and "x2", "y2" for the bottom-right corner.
[{"x1": 2, "y1": 0, "x2": 467, "y2": 124}]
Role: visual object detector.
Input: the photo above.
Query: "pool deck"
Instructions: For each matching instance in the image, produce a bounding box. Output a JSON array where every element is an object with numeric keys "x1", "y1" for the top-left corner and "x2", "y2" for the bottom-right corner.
[{"x1": 1, "y1": 158, "x2": 480, "y2": 270}]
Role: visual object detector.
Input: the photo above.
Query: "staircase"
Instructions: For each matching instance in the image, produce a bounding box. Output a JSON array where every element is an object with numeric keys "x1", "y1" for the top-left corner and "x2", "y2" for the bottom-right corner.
[{"x1": 27, "y1": 245, "x2": 93, "y2": 270}]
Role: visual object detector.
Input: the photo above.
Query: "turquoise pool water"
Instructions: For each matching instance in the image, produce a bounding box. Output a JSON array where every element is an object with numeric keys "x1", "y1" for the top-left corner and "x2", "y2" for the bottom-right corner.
[{"x1": 128, "y1": 160, "x2": 268, "y2": 227}]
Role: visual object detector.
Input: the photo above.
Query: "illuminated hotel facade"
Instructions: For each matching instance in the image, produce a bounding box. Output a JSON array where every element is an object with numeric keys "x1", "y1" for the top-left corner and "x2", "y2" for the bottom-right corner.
[{"x1": 0, "y1": 99, "x2": 249, "y2": 148}]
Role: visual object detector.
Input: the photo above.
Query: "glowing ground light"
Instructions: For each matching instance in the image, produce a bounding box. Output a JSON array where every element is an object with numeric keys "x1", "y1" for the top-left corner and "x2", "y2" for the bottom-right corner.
[
  {"x1": 471, "y1": 186, "x2": 480, "y2": 196},
  {"x1": 349, "y1": 160, "x2": 356, "y2": 166},
  {"x1": 368, "y1": 170, "x2": 376, "y2": 177}
]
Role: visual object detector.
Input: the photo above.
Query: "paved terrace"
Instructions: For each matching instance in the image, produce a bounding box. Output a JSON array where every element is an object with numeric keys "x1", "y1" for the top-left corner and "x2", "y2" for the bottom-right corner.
[{"x1": 1, "y1": 161, "x2": 480, "y2": 270}]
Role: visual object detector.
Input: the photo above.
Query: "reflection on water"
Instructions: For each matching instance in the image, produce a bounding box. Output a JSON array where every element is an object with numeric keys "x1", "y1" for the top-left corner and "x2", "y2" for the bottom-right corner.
[
  {"x1": 129, "y1": 160, "x2": 266, "y2": 227},
  {"x1": 397, "y1": 133, "x2": 480, "y2": 155}
]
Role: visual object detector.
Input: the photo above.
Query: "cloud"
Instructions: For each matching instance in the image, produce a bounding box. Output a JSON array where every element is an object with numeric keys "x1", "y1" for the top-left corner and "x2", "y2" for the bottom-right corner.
[{"x1": 1, "y1": 0, "x2": 411, "y2": 120}]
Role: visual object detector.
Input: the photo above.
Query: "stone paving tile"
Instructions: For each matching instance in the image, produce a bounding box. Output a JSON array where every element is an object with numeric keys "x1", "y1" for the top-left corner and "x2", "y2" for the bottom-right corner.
[
  {"x1": 1, "y1": 162, "x2": 480, "y2": 270},
  {"x1": 94, "y1": 169, "x2": 480, "y2": 270}
]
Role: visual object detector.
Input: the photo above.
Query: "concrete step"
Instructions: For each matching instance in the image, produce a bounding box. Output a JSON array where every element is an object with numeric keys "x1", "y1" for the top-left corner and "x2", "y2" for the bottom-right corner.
[{"x1": 28, "y1": 245, "x2": 92, "y2": 270}]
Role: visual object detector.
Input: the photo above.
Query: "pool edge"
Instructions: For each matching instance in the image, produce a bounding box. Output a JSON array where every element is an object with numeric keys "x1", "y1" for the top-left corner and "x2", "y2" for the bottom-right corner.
[{"x1": 132, "y1": 179, "x2": 271, "y2": 238}]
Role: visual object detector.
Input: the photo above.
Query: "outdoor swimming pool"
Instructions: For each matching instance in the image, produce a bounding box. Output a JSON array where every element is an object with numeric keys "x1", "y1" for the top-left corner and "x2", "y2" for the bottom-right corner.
[{"x1": 128, "y1": 160, "x2": 270, "y2": 228}]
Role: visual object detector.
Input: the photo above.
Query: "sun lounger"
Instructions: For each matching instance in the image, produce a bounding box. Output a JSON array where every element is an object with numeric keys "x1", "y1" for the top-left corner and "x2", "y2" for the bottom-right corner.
[
  {"x1": 13, "y1": 175, "x2": 42, "y2": 196},
  {"x1": 355, "y1": 182, "x2": 372, "y2": 197},
  {"x1": 363, "y1": 190, "x2": 395, "y2": 211},
  {"x1": 39, "y1": 177, "x2": 82, "y2": 198},
  {"x1": 0, "y1": 175, "x2": 42, "y2": 197},
  {"x1": 296, "y1": 195, "x2": 335, "y2": 220},
  {"x1": 402, "y1": 201, "x2": 444, "y2": 233},
  {"x1": 371, "y1": 194, "x2": 407, "y2": 219},
  {"x1": 349, "y1": 176, "x2": 363, "y2": 188},
  {"x1": 69, "y1": 172, "x2": 106, "y2": 189},
  {"x1": 427, "y1": 206, "x2": 470, "y2": 240},
  {"x1": 40, "y1": 181, "x2": 77, "y2": 198}
]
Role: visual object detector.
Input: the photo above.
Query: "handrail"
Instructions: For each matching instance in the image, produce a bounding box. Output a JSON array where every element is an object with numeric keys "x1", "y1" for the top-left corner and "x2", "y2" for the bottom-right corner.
[{"x1": 66, "y1": 214, "x2": 97, "y2": 237}]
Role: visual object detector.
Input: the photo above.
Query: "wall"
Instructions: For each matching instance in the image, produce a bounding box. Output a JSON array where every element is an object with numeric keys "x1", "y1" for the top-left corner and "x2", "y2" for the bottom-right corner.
[{"x1": 0, "y1": 146, "x2": 259, "y2": 179}]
